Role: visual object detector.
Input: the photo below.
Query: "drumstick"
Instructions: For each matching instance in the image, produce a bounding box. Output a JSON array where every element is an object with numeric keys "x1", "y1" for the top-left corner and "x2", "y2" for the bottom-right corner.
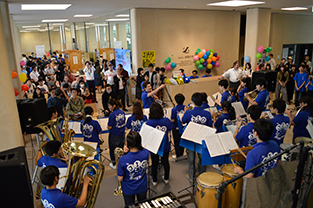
[
  {"x1": 230, "y1": 158, "x2": 236, "y2": 168},
  {"x1": 237, "y1": 148, "x2": 247, "y2": 159}
]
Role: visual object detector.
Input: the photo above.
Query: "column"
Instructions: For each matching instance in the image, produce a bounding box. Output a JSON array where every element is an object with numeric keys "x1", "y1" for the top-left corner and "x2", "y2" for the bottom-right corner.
[
  {"x1": 0, "y1": 1, "x2": 24, "y2": 152},
  {"x1": 244, "y1": 8, "x2": 271, "y2": 68},
  {"x1": 59, "y1": 24, "x2": 67, "y2": 51}
]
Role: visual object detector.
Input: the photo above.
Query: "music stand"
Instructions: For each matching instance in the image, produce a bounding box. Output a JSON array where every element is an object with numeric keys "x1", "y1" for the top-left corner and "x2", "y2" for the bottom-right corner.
[{"x1": 147, "y1": 159, "x2": 157, "y2": 197}]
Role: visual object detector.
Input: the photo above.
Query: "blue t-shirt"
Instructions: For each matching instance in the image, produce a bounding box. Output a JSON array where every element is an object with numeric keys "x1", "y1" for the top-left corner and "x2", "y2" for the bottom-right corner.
[
  {"x1": 230, "y1": 95, "x2": 237, "y2": 103},
  {"x1": 41, "y1": 188, "x2": 78, "y2": 208},
  {"x1": 171, "y1": 105, "x2": 185, "y2": 128},
  {"x1": 81, "y1": 119, "x2": 102, "y2": 148},
  {"x1": 201, "y1": 103, "x2": 210, "y2": 109},
  {"x1": 294, "y1": 72, "x2": 308, "y2": 92},
  {"x1": 126, "y1": 115, "x2": 148, "y2": 132},
  {"x1": 221, "y1": 91, "x2": 232, "y2": 104},
  {"x1": 108, "y1": 108, "x2": 126, "y2": 136},
  {"x1": 189, "y1": 75, "x2": 199, "y2": 79},
  {"x1": 37, "y1": 156, "x2": 67, "y2": 168},
  {"x1": 142, "y1": 90, "x2": 154, "y2": 109},
  {"x1": 214, "y1": 113, "x2": 230, "y2": 133},
  {"x1": 236, "y1": 122, "x2": 256, "y2": 147},
  {"x1": 307, "y1": 81, "x2": 313, "y2": 91},
  {"x1": 117, "y1": 149, "x2": 149, "y2": 195},
  {"x1": 146, "y1": 118, "x2": 173, "y2": 153},
  {"x1": 141, "y1": 81, "x2": 145, "y2": 90},
  {"x1": 182, "y1": 107, "x2": 212, "y2": 127},
  {"x1": 270, "y1": 114, "x2": 290, "y2": 145},
  {"x1": 245, "y1": 141, "x2": 281, "y2": 177},
  {"x1": 202, "y1": 74, "x2": 212, "y2": 78},
  {"x1": 238, "y1": 87, "x2": 249, "y2": 111},
  {"x1": 293, "y1": 109, "x2": 311, "y2": 139},
  {"x1": 255, "y1": 89, "x2": 270, "y2": 111}
]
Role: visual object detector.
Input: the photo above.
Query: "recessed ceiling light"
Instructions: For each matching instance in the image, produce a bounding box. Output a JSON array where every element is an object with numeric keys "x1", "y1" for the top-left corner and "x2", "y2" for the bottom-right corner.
[
  {"x1": 105, "y1": 18, "x2": 129, "y2": 21},
  {"x1": 21, "y1": 4, "x2": 71, "y2": 10},
  {"x1": 74, "y1": 14, "x2": 93, "y2": 17},
  {"x1": 38, "y1": 29, "x2": 47, "y2": 32},
  {"x1": 281, "y1": 7, "x2": 308, "y2": 11},
  {"x1": 96, "y1": 24, "x2": 108, "y2": 26},
  {"x1": 52, "y1": 23, "x2": 64, "y2": 25},
  {"x1": 207, "y1": 1, "x2": 265, "y2": 7},
  {"x1": 85, "y1": 22, "x2": 95, "y2": 25},
  {"x1": 22, "y1": 25, "x2": 40, "y2": 28},
  {"x1": 25, "y1": 28, "x2": 39, "y2": 31},
  {"x1": 20, "y1": 30, "x2": 30, "y2": 33},
  {"x1": 42, "y1": 19, "x2": 68, "y2": 23},
  {"x1": 115, "y1": 14, "x2": 129, "y2": 17}
]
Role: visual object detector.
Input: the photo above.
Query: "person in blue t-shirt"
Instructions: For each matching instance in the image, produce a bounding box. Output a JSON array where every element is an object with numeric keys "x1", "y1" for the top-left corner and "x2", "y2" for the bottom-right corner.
[
  {"x1": 37, "y1": 140, "x2": 68, "y2": 168},
  {"x1": 171, "y1": 93, "x2": 186, "y2": 158},
  {"x1": 305, "y1": 73, "x2": 313, "y2": 98},
  {"x1": 294, "y1": 65, "x2": 308, "y2": 107},
  {"x1": 117, "y1": 131, "x2": 149, "y2": 206},
  {"x1": 201, "y1": 92, "x2": 210, "y2": 109},
  {"x1": 107, "y1": 99, "x2": 126, "y2": 170},
  {"x1": 40, "y1": 165, "x2": 90, "y2": 208},
  {"x1": 229, "y1": 87, "x2": 237, "y2": 103},
  {"x1": 269, "y1": 99, "x2": 290, "y2": 145},
  {"x1": 146, "y1": 102, "x2": 173, "y2": 186},
  {"x1": 126, "y1": 102, "x2": 147, "y2": 132},
  {"x1": 189, "y1": 70, "x2": 199, "y2": 79},
  {"x1": 234, "y1": 119, "x2": 281, "y2": 178},
  {"x1": 213, "y1": 101, "x2": 236, "y2": 133},
  {"x1": 81, "y1": 106, "x2": 102, "y2": 160},
  {"x1": 234, "y1": 105, "x2": 262, "y2": 147},
  {"x1": 180, "y1": 68, "x2": 186, "y2": 78},
  {"x1": 245, "y1": 77, "x2": 270, "y2": 111},
  {"x1": 215, "y1": 79, "x2": 232, "y2": 110},
  {"x1": 182, "y1": 92, "x2": 212, "y2": 181},
  {"x1": 287, "y1": 96, "x2": 313, "y2": 143},
  {"x1": 202, "y1": 69, "x2": 212, "y2": 78},
  {"x1": 141, "y1": 81, "x2": 165, "y2": 109},
  {"x1": 237, "y1": 77, "x2": 251, "y2": 111}
]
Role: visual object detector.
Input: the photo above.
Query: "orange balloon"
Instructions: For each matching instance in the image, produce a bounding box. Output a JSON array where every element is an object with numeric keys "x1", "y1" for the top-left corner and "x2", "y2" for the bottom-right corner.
[
  {"x1": 11, "y1": 71, "x2": 17, "y2": 79},
  {"x1": 212, "y1": 57, "x2": 217, "y2": 62},
  {"x1": 207, "y1": 58, "x2": 212, "y2": 63},
  {"x1": 198, "y1": 52, "x2": 203, "y2": 58}
]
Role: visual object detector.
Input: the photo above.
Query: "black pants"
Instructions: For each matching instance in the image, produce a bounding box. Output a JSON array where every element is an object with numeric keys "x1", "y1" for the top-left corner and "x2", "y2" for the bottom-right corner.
[
  {"x1": 87, "y1": 80, "x2": 96, "y2": 100},
  {"x1": 172, "y1": 129, "x2": 184, "y2": 157},
  {"x1": 307, "y1": 90, "x2": 313, "y2": 98},
  {"x1": 287, "y1": 81, "x2": 295, "y2": 102},
  {"x1": 229, "y1": 81, "x2": 240, "y2": 91},
  {"x1": 108, "y1": 133, "x2": 125, "y2": 165},
  {"x1": 123, "y1": 190, "x2": 147, "y2": 206},
  {"x1": 151, "y1": 152, "x2": 170, "y2": 182},
  {"x1": 118, "y1": 88, "x2": 126, "y2": 109}
]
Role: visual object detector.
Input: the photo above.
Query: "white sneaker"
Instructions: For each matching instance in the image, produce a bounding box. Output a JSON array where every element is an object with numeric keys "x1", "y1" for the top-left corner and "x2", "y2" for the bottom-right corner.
[
  {"x1": 109, "y1": 163, "x2": 116, "y2": 170},
  {"x1": 152, "y1": 181, "x2": 158, "y2": 186},
  {"x1": 172, "y1": 155, "x2": 177, "y2": 159},
  {"x1": 212, "y1": 164, "x2": 222, "y2": 171},
  {"x1": 162, "y1": 176, "x2": 169, "y2": 184}
]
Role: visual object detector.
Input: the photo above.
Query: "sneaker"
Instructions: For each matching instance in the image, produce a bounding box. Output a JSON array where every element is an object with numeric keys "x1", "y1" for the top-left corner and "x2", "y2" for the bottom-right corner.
[
  {"x1": 109, "y1": 163, "x2": 116, "y2": 170},
  {"x1": 152, "y1": 181, "x2": 158, "y2": 186},
  {"x1": 123, "y1": 108, "x2": 128, "y2": 111},
  {"x1": 162, "y1": 176, "x2": 169, "y2": 184},
  {"x1": 172, "y1": 155, "x2": 177, "y2": 159},
  {"x1": 212, "y1": 164, "x2": 222, "y2": 171}
]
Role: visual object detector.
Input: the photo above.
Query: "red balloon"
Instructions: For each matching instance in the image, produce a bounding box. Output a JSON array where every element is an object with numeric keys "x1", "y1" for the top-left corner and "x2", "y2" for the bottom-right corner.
[
  {"x1": 216, "y1": 55, "x2": 220, "y2": 61},
  {"x1": 47, "y1": 52, "x2": 50, "y2": 56},
  {"x1": 14, "y1": 88, "x2": 19, "y2": 96},
  {"x1": 21, "y1": 84, "x2": 29, "y2": 92}
]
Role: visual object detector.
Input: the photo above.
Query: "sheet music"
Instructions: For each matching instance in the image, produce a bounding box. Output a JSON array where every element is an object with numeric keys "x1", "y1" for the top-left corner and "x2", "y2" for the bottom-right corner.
[
  {"x1": 204, "y1": 134, "x2": 226, "y2": 157},
  {"x1": 83, "y1": 141, "x2": 98, "y2": 161},
  {"x1": 68, "y1": 121, "x2": 81, "y2": 134},
  {"x1": 232, "y1": 102, "x2": 246, "y2": 116},
  {"x1": 97, "y1": 117, "x2": 109, "y2": 131},
  {"x1": 218, "y1": 131, "x2": 239, "y2": 154},
  {"x1": 226, "y1": 124, "x2": 242, "y2": 136},
  {"x1": 56, "y1": 168, "x2": 67, "y2": 189},
  {"x1": 139, "y1": 124, "x2": 165, "y2": 154},
  {"x1": 195, "y1": 125, "x2": 216, "y2": 144},
  {"x1": 207, "y1": 96, "x2": 215, "y2": 107},
  {"x1": 205, "y1": 107, "x2": 218, "y2": 114},
  {"x1": 306, "y1": 119, "x2": 313, "y2": 139},
  {"x1": 143, "y1": 108, "x2": 150, "y2": 119},
  {"x1": 262, "y1": 111, "x2": 274, "y2": 119},
  {"x1": 181, "y1": 122, "x2": 202, "y2": 144},
  {"x1": 163, "y1": 108, "x2": 172, "y2": 119},
  {"x1": 212, "y1": 92, "x2": 222, "y2": 102}
]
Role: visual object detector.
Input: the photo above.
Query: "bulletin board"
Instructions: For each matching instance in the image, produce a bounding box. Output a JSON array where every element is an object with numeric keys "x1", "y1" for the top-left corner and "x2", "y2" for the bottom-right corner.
[
  {"x1": 99, "y1": 48, "x2": 115, "y2": 61},
  {"x1": 64, "y1": 50, "x2": 83, "y2": 72}
]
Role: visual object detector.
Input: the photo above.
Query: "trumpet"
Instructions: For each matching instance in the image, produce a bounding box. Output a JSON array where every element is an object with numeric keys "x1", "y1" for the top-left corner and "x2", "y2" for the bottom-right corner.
[
  {"x1": 114, "y1": 147, "x2": 125, "y2": 196},
  {"x1": 244, "y1": 89, "x2": 259, "y2": 102},
  {"x1": 223, "y1": 117, "x2": 248, "y2": 126}
]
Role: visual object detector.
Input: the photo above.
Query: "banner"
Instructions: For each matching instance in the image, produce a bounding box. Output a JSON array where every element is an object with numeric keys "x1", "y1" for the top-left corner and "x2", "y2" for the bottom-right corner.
[
  {"x1": 142, "y1": 50, "x2": 155, "y2": 68},
  {"x1": 35, "y1": 45, "x2": 45, "y2": 58},
  {"x1": 115, "y1": 49, "x2": 132, "y2": 75}
]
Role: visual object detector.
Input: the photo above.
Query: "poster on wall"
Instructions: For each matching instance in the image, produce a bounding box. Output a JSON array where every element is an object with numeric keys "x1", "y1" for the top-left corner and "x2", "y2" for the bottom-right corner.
[
  {"x1": 35, "y1": 45, "x2": 45, "y2": 58},
  {"x1": 114, "y1": 41, "x2": 122, "y2": 49},
  {"x1": 115, "y1": 49, "x2": 132, "y2": 75},
  {"x1": 142, "y1": 50, "x2": 155, "y2": 68}
]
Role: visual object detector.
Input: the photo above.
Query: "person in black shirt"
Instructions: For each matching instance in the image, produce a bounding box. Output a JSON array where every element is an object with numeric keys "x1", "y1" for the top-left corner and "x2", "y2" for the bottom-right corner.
[
  {"x1": 101, "y1": 85, "x2": 117, "y2": 116},
  {"x1": 114, "y1": 68, "x2": 127, "y2": 111},
  {"x1": 144, "y1": 63, "x2": 157, "y2": 89},
  {"x1": 135, "y1": 68, "x2": 144, "y2": 101}
]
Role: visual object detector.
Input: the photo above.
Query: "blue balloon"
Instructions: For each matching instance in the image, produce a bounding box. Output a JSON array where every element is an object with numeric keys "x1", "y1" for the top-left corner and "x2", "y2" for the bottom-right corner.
[
  {"x1": 206, "y1": 51, "x2": 211, "y2": 56},
  {"x1": 202, "y1": 54, "x2": 208, "y2": 60},
  {"x1": 22, "y1": 70, "x2": 27, "y2": 75},
  {"x1": 211, "y1": 61, "x2": 216, "y2": 66},
  {"x1": 29, "y1": 67, "x2": 32, "y2": 73},
  {"x1": 244, "y1": 56, "x2": 250, "y2": 63},
  {"x1": 203, "y1": 62, "x2": 208, "y2": 67},
  {"x1": 265, "y1": 56, "x2": 270, "y2": 62},
  {"x1": 184, "y1": 76, "x2": 190, "y2": 84},
  {"x1": 213, "y1": 53, "x2": 217, "y2": 57},
  {"x1": 171, "y1": 62, "x2": 177, "y2": 68}
]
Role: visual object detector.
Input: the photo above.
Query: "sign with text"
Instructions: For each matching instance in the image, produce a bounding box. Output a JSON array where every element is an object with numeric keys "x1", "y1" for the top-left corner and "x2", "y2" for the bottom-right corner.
[
  {"x1": 115, "y1": 48, "x2": 132, "y2": 74},
  {"x1": 35, "y1": 45, "x2": 45, "y2": 58},
  {"x1": 142, "y1": 50, "x2": 155, "y2": 68}
]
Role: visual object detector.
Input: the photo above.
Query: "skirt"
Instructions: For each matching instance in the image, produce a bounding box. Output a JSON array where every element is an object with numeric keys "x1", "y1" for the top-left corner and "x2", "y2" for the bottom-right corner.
[{"x1": 95, "y1": 73, "x2": 102, "y2": 87}]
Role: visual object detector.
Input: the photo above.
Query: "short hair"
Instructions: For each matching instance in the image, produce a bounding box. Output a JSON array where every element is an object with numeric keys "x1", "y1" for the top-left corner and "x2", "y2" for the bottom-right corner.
[
  {"x1": 148, "y1": 63, "x2": 154, "y2": 68},
  {"x1": 40, "y1": 165, "x2": 59, "y2": 186},
  {"x1": 266, "y1": 64, "x2": 271, "y2": 70},
  {"x1": 269, "y1": 54, "x2": 273, "y2": 57},
  {"x1": 160, "y1": 67, "x2": 165, "y2": 73},
  {"x1": 106, "y1": 84, "x2": 112, "y2": 89},
  {"x1": 143, "y1": 81, "x2": 150, "y2": 89},
  {"x1": 84, "y1": 106, "x2": 93, "y2": 116},
  {"x1": 253, "y1": 118, "x2": 274, "y2": 142},
  {"x1": 85, "y1": 61, "x2": 90, "y2": 65},
  {"x1": 63, "y1": 83, "x2": 70, "y2": 88},
  {"x1": 174, "y1": 93, "x2": 185, "y2": 105},
  {"x1": 149, "y1": 102, "x2": 164, "y2": 119},
  {"x1": 247, "y1": 105, "x2": 262, "y2": 121},
  {"x1": 255, "y1": 77, "x2": 267, "y2": 88},
  {"x1": 191, "y1": 92, "x2": 203, "y2": 107},
  {"x1": 233, "y1": 61, "x2": 239, "y2": 67},
  {"x1": 201, "y1": 92, "x2": 208, "y2": 103},
  {"x1": 259, "y1": 63, "x2": 264, "y2": 69},
  {"x1": 281, "y1": 58, "x2": 286, "y2": 61},
  {"x1": 118, "y1": 64, "x2": 123, "y2": 68},
  {"x1": 137, "y1": 67, "x2": 143, "y2": 74},
  {"x1": 44, "y1": 140, "x2": 62, "y2": 157},
  {"x1": 218, "y1": 79, "x2": 228, "y2": 89},
  {"x1": 179, "y1": 69, "x2": 184, "y2": 73},
  {"x1": 205, "y1": 69, "x2": 211, "y2": 74},
  {"x1": 192, "y1": 70, "x2": 198, "y2": 74},
  {"x1": 241, "y1": 77, "x2": 251, "y2": 89},
  {"x1": 48, "y1": 106, "x2": 57, "y2": 119},
  {"x1": 155, "y1": 67, "x2": 160, "y2": 72},
  {"x1": 133, "y1": 102, "x2": 144, "y2": 120},
  {"x1": 126, "y1": 131, "x2": 143, "y2": 151},
  {"x1": 272, "y1": 98, "x2": 286, "y2": 114},
  {"x1": 55, "y1": 88, "x2": 62, "y2": 97}
]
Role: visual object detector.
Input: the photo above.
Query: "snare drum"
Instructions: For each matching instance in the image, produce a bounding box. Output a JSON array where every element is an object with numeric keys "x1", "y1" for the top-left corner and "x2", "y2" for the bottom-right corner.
[
  {"x1": 221, "y1": 164, "x2": 243, "y2": 208},
  {"x1": 196, "y1": 172, "x2": 225, "y2": 208}
]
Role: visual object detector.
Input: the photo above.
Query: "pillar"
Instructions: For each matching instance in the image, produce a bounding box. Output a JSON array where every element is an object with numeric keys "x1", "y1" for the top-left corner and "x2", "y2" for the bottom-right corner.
[
  {"x1": 0, "y1": 1, "x2": 24, "y2": 152},
  {"x1": 59, "y1": 24, "x2": 67, "y2": 52},
  {"x1": 244, "y1": 8, "x2": 271, "y2": 68}
]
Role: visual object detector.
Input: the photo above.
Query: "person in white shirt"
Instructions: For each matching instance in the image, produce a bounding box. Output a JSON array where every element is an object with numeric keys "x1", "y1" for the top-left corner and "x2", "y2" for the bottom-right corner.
[
  {"x1": 83, "y1": 61, "x2": 96, "y2": 100},
  {"x1": 61, "y1": 76, "x2": 71, "y2": 87},
  {"x1": 37, "y1": 78, "x2": 49, "y2": 93},
  {"x1": 30, "y1": 66, "x2": 40, "y2": 83},
  {"x1": 243, "y1": 62, "x2": 253, "y2": 78},
  {"x1": 26, "y1": 79, "x2": 36, "y2": 97},
  {"x1": 220, "y1": 61, "x2": 245, "y2": 90},
  {"x1": 267, "y1": 54, "x2": 276, "y2": 71},
  {"x1": 103, "y1": 63, "x2": 116, "y2": 86},
  {"x1": 44, "y1": 63, "x2": 55, "y2": 77}
]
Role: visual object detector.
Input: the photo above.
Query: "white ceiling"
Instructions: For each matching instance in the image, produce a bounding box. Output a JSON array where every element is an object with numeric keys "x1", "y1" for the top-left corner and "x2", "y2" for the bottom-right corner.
[{"x1": 8, "y1": 0, "x2": 313, "y2": 25}]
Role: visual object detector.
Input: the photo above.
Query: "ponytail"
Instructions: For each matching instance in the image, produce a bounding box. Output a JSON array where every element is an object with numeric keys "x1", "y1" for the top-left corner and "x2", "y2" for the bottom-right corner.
[
  {"x1": 108, "y1": 98, "x2": 123, "y2": 110},
  {"x1": 222, "y1": 101, "x2": 236, "y2": 120},
  {"x1": 126, "y1": 131, "x2": 143, "y2": 151},
  {"x1": 83, "y1": 106, "x2": 93, "y2": 125}
]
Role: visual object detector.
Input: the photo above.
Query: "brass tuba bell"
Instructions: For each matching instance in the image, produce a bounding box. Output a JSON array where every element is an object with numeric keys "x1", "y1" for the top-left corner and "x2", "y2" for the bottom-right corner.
[
  {"x1": 114, "y1": 147, "x2": 125, "y2": 196},
  {"x1": 244, "y1": 89, "x2": 259, "y2": 102}
]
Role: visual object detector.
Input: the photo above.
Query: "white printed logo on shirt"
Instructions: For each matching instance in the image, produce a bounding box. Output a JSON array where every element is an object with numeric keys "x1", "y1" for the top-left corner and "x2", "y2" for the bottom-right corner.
[
  {"x1": 115, "y1": 114, "x2": 126, "y2": 128},
  {"x1": 82, "y1": 123, "x2": 94, "y2": 138},
  {"x1": 264, "y1": 95, "x2": 270, "y2": 109},
  {"x1": 156, "y1": 125, "x2": 167, "y2": 132},
  {"x1": 41, "y1": 199, "x2": 55, "y2": 208},
  {"x1": 260, "y1": 152, "x2": 279, "y2": 175},
  {"x1": 131, "y1": 120, "x2": 141, "y2": 130},
  {"x1": 191, "y1": 115, "x2": 207, "y2": 124},
  {"x1": 247, "y1": 132, "x2": 256, "y2": 146},
  {"x1": 274, "y1": 122, "x2": 290, "y2": 140},
  {"x1": 126, "y1": 160, "x2": 148, "y2": 180}
]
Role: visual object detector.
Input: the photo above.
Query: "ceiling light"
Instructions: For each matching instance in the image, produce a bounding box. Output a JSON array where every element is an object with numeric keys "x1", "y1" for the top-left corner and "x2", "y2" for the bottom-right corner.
[
  {"x1": 207, "y1": 1, "x2": 265, "y2": 7},
  {"x1": 115, "y1": 14, "x2": 129, "y2": 17},
  {"x1": 74, "y1": 14, "x2": 93, "y2": 17},
  {"x1": 20, "y1": 30, "x2": 30, "y2": 33},
  {"x1": 22, "y1": 25, "x2": 40, "y2": 28},
  {"x1": 25, "y1": 28, "x2": 39, "y2": 30},
  {"x1": 21, "y1": 4, "x2": 71, "y2": 10},
  {"x1": 38, "y1": 29, "x2": 47, "y2": 32},
  {"x1": 105, "y1": 18, "x2": 129, "y2": 21},
  {"x1": 281, "y1": 7, "x2": 308, "y2": 11},
  {"x1": 52, "y1": 23, "x2": 64, "y2": 26},
  {"x1": 96, "y1": 24, "x2": 108, "y2": 26},
  {"x1": 85, "y1": 22, "x2": 95, "y2": 25},
  {"x1": 42, "y1": 19, "x2": 68, "y2": 23}
]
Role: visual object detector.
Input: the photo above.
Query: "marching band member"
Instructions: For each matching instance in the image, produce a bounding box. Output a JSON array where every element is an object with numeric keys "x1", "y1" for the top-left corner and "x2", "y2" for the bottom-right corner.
[
  {"x1": 126, "y1": 102, "x2": 148, "y2": 132},
  {"x1": 245, "y1": 77, "x2": 270, "y2": 111},
  {"x1": 215, "y1": 79, "x2": 232, "y2": 110},
  {"x1": 141, "y1": 81, "x2": 165, "y2": 109},
  {"x1": 213, "y1": 101, "x2": 236, "y2": 133},
  {"x1": 37, "y1": 140, "x2": 68, "y2": 168},
  {"x1": 201, "y1": 92, "x2": 210, "y2": 109},
  {"x1": 237, "y1": 77, "x2": 251, "y2": 111}
]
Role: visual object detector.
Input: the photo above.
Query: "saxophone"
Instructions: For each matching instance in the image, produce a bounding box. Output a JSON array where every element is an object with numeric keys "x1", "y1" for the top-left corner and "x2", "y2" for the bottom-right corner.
[{"x1": 114, "y1": 147, "x2": 125, "y2": 196}]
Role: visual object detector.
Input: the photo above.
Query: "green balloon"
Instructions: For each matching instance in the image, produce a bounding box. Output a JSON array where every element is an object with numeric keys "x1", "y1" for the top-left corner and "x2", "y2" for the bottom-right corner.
[
  {"x1": 195, "y1": 51, "x2": 199, "y2": 55},
  {"x1": 200, "y1": 58, "x2": 205, "y2": 63},
  {"x1": 195, "y1": 60, "x2": 200, "y2": 65},
  {"x1": 197, "y1": 48, "x2": 201, "y2": 52},
  {"x1": 266, "y1": 47, "x2": 272, "y2": 52},
  {"x1": 165, "y1": 57, "x2": 171, "y2": 63},
  {"x1": 256, "y1": 53, "x2": 262, "y2": 59},
  {"x1": 198, "y1": 64, "x2": 204, "y2": 70},
  {"x1": 210, "y1": 49, "x2": 215, "y2": 54}
]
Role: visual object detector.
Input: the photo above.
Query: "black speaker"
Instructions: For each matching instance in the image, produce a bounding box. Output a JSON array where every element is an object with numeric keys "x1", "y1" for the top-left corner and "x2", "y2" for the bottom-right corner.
[
  {"x1": 16, "y1": 98, "x2": 49, "y2": 134},
  {"x1": 0, "y1": 146, "x2": 33, "y2": 207},
  {"x1": 252, "y1": 70, "x2": 277, "y2": 92}
]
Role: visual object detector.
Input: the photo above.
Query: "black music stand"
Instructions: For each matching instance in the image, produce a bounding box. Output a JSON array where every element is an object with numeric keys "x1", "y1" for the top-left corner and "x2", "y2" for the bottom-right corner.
[{"x1": 147, "y1": 159, "x2": 157, "y2": 198}]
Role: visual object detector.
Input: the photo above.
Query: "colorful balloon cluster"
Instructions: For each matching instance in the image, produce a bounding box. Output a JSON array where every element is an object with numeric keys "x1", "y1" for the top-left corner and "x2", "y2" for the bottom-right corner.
[
  {"x1": 194, "y1": 48, "x2": 220, "y2": 70},
  {"x1": 164, "y1": 57, "x2": 177, "y2": 71},
  {"x1": 165, "y1": 77, "x2": 185, "y2": 85},
  {"x1": 256, "y1": 46, "x2": 272, "y2": 61}
]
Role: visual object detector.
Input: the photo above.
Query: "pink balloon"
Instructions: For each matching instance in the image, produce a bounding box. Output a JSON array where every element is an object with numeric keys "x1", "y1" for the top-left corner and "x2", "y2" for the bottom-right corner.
[
  {"x1": 215, "y1": 62, "x2": 220, "y2": 67},
  {"x1": 201, "y1": 49, "x2": 206, "y2": 54},
  {"x1": 193, "y1": 55, "x2": 199, "y2": 61},
  {"x1": 20, "y1": 60, "x2": 26, "y2": 67},
  {"x1": 166, "y1": 65, "x2": 171, "y2": 71},
  {"x1": 257, "y1": 46, "x2": 264, "y2": 53}
]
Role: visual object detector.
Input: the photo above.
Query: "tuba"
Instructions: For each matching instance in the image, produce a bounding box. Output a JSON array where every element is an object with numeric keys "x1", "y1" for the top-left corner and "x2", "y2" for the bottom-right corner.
[
  {"x1": 35, "y1": 118, "x2": 62, "y2": 142},
  {"x1": 114, "y1": 147, "x2": 125, "y2": 196},
  {"x1": 62, "y1": 141, "x2": 104, "y2": 208},
  {"x1": 244, "y1": 89, "x2": 259, "y2": 102}
]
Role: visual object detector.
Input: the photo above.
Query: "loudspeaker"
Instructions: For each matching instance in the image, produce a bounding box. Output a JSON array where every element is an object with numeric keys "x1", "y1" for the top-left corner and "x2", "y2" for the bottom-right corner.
[
  {"x1": 16, "y1": 98, "x2": 49, "y2": 134},
  {"x1": 252, "y1": 70, "x2": 277, "y2": 92},
  {"x1": 0, "y1": 146, "x2": 33, "y2": 207}
]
